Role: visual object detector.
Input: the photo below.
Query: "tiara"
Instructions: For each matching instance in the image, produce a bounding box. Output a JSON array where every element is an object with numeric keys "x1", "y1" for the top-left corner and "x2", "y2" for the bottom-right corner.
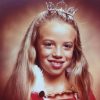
[{"x1": 46, "y1": 0, "x2": 77, "y2": 20}]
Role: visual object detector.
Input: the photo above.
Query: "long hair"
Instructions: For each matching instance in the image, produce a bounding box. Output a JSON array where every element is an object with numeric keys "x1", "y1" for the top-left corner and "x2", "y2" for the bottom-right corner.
[
  {"x1": 2, "y1": 10, "x2": 91, "y2": 100},
  {"x1": 2, "y1": 21, "x2": 36, "y2": 100}
]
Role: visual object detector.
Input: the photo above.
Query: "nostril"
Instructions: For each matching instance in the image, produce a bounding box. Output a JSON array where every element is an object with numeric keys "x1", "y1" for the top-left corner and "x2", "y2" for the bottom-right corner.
[{"x1": 52, "y1": 52, "x2": 62, "y2": 59}]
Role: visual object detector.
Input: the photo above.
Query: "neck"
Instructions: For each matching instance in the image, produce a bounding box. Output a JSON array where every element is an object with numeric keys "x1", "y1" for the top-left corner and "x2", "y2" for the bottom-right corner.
[
  {"x1": 43, "y1": 71, "x2": 66, "y2": 85},
  {"x1": 43, "y1": 71, "x2": 71, "y2": 94}
]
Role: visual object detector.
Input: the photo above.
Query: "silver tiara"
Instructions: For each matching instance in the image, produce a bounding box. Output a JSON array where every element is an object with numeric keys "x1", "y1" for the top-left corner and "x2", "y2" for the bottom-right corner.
[{"x1": 46, "y1": 0, "x2": 77, "y2": 20}]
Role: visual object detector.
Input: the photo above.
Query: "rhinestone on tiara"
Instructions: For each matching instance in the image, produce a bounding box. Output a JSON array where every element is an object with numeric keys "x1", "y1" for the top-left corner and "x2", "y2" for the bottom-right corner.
[{"x1": 46, "y1": 0, "x2": 77, "y2": 20}]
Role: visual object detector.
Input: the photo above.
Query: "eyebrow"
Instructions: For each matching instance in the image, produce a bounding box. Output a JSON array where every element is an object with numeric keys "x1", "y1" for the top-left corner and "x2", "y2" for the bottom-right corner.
[
  {"x1": 64, "y1": 42, "x2": 74, "y2": 44},
  {"x1": 42, "y1": 39, "x2": 55, "y2": 42}
]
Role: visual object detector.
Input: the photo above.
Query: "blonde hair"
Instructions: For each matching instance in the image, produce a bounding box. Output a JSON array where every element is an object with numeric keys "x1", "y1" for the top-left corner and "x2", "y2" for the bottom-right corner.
[{"x1": 2, "y1": 10, "x2": 91, "y2": 100}]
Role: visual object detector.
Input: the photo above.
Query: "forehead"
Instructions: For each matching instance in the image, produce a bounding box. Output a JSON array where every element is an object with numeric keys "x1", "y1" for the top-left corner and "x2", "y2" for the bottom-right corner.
[{"x1": 39, "y1": 19, "x2": 77, "y2": 41}]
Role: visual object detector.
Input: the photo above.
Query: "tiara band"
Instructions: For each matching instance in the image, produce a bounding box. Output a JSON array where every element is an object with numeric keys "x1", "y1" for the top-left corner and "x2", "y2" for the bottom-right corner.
[{"x1": 46, "y1": 0, "x2": 77, "y2": 20}]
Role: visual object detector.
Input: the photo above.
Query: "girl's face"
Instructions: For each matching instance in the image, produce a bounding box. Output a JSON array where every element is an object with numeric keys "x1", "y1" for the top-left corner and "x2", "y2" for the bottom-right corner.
[{"x1": 37, "y1": 20, "x2": 77, "y2": 76}]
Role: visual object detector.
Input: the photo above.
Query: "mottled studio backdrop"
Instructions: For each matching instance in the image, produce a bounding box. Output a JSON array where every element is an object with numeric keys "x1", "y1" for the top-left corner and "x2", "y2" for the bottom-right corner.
[{"x1": 0, "y1": 0, "x2": 100, "y2": 99}]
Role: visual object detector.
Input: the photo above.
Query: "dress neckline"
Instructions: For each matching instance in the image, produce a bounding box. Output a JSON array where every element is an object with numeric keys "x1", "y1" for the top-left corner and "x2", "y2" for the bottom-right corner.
[{"x1": 38, "y1": 90, "x2": 79, "y2": 100}]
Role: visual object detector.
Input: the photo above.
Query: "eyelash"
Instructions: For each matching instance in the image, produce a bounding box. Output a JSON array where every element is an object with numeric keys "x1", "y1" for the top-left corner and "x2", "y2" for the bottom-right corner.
[
  {"x1": 63, "y1": 44, "x2": 73, "y2": 49},
  {"x1": 43, "y1": 42, "x2": 53, "y2": 48},
  {"x1": 43, "y1": 42, "x2": 73, "y2": 49}
]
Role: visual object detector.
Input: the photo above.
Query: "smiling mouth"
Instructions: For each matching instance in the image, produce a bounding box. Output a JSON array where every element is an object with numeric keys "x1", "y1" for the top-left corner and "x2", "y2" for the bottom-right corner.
[{"x1": 49, "y1": 60, "x2": 64, "y2": 69}]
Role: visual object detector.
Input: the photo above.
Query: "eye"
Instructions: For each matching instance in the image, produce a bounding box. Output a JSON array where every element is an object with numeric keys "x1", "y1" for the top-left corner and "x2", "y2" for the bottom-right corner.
[
  {"x1": 63, "y1": 42, "x2": 73, "y2": 50},
  {"x1": 43, "y1": 41, "x2": 54, "y2": 48}
]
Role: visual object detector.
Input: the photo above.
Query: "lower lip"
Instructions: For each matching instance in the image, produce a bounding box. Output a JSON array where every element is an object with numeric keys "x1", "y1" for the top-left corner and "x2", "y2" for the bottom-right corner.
[{"x1": 52, "y1": 66, "x2": 62, "y2": 70}]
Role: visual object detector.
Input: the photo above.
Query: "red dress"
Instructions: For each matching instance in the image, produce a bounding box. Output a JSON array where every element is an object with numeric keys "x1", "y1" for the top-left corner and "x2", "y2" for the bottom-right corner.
[
  {"x1": 31, "y1": 90, "x2": 96, "y2": 100},
  {"x1": 88, "y1": 90, "x2": 96, "y2": 100}
]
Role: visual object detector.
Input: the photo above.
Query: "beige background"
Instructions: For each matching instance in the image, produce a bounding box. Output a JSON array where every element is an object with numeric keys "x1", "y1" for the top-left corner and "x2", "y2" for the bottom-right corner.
[{"x1": 0, "y1": 0, "x2": 100, "y2": 99}]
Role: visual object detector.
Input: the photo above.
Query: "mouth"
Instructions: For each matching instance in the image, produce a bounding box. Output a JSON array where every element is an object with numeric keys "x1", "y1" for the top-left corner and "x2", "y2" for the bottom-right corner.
[{"x1": 48, "y1": 60, "x2": 64, "y2": 69}]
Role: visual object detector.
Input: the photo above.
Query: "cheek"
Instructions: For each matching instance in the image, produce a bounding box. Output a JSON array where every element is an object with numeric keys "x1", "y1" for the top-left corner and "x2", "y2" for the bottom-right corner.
[
  {"x1": 38, "y1": 47, "x2": 52, "y2": 59},
  {"x1": 64, "y1": 50, "x2": 74, "y2": 59}
]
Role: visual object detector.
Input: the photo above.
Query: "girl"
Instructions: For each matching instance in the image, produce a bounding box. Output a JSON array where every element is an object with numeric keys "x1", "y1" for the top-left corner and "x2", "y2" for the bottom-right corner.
[{"x1": 2, "y1": 1, "x2": 96, "y2": 100}]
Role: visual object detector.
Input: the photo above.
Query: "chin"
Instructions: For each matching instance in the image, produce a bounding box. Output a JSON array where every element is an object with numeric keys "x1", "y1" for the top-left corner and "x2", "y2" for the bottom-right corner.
[{"x1": 48, "y1": 71, "x2": 65, "y2": 77}]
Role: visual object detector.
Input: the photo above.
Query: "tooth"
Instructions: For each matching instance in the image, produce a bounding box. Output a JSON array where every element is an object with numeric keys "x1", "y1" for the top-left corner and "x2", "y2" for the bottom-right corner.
[{"x1": 51, "y1": 62, "x2": 62, "y2": 66}]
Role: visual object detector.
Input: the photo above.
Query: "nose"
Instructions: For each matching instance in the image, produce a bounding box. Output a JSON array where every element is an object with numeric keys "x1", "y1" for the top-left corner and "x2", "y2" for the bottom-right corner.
[{"x1": 52, "y1": 46, "x2": 63, "y2": 58}]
